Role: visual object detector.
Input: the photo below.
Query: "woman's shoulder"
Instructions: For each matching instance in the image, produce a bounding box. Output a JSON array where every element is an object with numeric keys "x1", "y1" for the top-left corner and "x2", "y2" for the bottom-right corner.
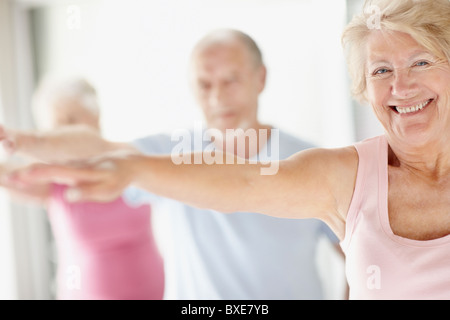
[{"x1": 286, "y1": 144, "x2": 358, "y2": 172}]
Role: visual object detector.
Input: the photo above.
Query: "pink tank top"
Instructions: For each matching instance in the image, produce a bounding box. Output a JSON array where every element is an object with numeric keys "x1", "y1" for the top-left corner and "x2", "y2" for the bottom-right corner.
[
  {"x1": 341, "y1": 135, "x2": 450, "y2": 299},
  {"x1": 47, "y1": 184, "x2": 164, "y2": 300}
]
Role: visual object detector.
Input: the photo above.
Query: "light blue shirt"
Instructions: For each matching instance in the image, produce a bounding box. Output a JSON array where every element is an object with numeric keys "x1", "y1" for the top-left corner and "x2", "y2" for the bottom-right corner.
[{"x1": 124, "y1": 127, "x2": 338, "y2": 299}]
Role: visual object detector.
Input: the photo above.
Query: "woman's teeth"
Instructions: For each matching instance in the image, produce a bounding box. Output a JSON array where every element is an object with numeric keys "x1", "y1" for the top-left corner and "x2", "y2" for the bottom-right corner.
[{"x1": 395, "y1": 99, "x2": 432, "y2": 114}]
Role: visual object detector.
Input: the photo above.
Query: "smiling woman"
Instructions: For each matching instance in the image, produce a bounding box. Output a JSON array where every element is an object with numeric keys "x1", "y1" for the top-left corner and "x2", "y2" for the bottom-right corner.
[
  {"x1": 364, "y1": 31, "x2": 450, "y2": 148},
  {"x1": 342, "y1": 0, "x2": 450, "y2": 156},
  {"x1": 343, "y1": 0, "x2": 450, "y2": 104},
  {"x1": 337, "y1": 0, "x2": 450, "y2": 299}
]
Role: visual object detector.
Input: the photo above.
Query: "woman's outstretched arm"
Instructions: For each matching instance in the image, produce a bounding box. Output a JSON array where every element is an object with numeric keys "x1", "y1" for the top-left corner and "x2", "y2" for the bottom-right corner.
[
  {"x1": 0, "y1": 124, "x2": 132, "y2": 163},
  {"x1": 0, "y1": 163, "x2": 50, "y2": 206},
  {"x1": 6, "y1": 146, "x2": 358, "y2": 237}
]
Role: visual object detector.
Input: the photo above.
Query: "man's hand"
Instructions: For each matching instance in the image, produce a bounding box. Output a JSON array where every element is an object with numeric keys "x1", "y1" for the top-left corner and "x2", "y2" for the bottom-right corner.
[{"x1": 3, "y1": 150, "x2": 141, "y2": 203}]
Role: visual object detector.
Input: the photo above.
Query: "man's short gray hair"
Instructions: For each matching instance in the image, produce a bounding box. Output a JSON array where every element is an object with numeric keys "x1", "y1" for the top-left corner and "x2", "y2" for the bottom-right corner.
[{"x1": 192, "y1": 28, "x2": 264, "y2": 68}]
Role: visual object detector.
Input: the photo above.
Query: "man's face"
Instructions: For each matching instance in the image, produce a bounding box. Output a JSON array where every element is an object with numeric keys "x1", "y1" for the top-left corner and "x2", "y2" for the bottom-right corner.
[{"x1": 190, "y1": 41, "x2": 266, "y2": 132}]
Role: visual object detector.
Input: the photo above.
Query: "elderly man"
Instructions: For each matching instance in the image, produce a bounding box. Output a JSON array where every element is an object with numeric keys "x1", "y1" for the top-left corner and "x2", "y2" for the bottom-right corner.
[{"x1": 2, "y1": 29, "x2": 342, "y2": 299}]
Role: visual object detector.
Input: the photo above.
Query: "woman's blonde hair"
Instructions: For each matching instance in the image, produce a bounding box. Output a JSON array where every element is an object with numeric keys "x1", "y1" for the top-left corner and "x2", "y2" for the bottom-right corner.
[{"x1": 342, "y1": 0, "x2": 450, "y2": 104}]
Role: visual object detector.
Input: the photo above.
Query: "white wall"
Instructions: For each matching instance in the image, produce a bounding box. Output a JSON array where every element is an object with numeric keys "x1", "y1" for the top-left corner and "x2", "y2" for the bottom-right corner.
[{"x1": 31, "y1": 0, "x2": 354, "y2": 147}]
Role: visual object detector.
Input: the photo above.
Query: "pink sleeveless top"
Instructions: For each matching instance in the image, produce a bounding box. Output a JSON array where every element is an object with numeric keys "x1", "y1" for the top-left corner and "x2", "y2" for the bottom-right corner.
[
  {"x1": 341, "y1": 135, "x2": 450, "y2": 300},
  {"x1": 47, "y1": 184, "x2": 164, "y2": 300}
]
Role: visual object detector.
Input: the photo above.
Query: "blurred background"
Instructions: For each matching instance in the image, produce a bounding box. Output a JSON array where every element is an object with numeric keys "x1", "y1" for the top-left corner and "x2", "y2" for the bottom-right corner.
[{"x1": 0, "y1": 0, "x2": 382, "y2": 299}]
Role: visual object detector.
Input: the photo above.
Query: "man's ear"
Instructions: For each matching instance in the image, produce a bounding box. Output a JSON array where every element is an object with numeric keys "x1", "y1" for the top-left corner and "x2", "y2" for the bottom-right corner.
[{"x1": 257, "y1": 65, "x2": 267, "y2": 93}]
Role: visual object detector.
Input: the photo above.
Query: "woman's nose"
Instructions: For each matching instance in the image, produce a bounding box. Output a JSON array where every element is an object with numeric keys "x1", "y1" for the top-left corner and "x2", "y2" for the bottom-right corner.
[{"x1": 391, "y1": 68, "x2": 418, "y2": 99}]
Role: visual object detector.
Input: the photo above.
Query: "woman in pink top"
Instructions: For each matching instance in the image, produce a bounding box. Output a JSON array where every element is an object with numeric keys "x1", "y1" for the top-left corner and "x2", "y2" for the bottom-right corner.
[
  {"x1": 6, "y1": 0, "x2": 450, "y2": 299},
  {"x1": 0, "y1": 77, "x2": 164, "y2": 299},
  {"x1": 48, "y1": 183, "x2": 163, "y2": 299}
]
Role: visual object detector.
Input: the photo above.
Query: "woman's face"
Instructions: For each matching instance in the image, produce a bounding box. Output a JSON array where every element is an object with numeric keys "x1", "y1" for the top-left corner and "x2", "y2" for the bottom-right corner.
[
  {"x1": 365, "y1": 31, "x2": 450, "y2": 148},
  {"x1": 51, "y1": 98, "x2": 100, "y2": 130}
]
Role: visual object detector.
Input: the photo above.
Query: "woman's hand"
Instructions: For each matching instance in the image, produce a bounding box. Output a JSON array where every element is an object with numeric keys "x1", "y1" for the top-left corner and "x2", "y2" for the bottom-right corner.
[
  {"x1": 4, "y1": 149, "x2": 142, "y2": 203},
  {"x1": 0, "y1": 124, "x2": 17, "y2": 154}
]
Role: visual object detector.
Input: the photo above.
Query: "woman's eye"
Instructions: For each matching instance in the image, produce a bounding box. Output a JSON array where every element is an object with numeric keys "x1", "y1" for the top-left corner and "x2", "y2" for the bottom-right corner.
[
  {"x1": 373, "y1": 68, "x2": 390, "y2": 75},
  {"x1": 414, "y1": 60, "x2": 429, "y2": 67}
]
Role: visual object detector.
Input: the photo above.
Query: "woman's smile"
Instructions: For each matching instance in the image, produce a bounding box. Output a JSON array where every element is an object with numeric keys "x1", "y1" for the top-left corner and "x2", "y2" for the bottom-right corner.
[{"x1": 389, "y1": 98, "x2": 434, "y2": 115}]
